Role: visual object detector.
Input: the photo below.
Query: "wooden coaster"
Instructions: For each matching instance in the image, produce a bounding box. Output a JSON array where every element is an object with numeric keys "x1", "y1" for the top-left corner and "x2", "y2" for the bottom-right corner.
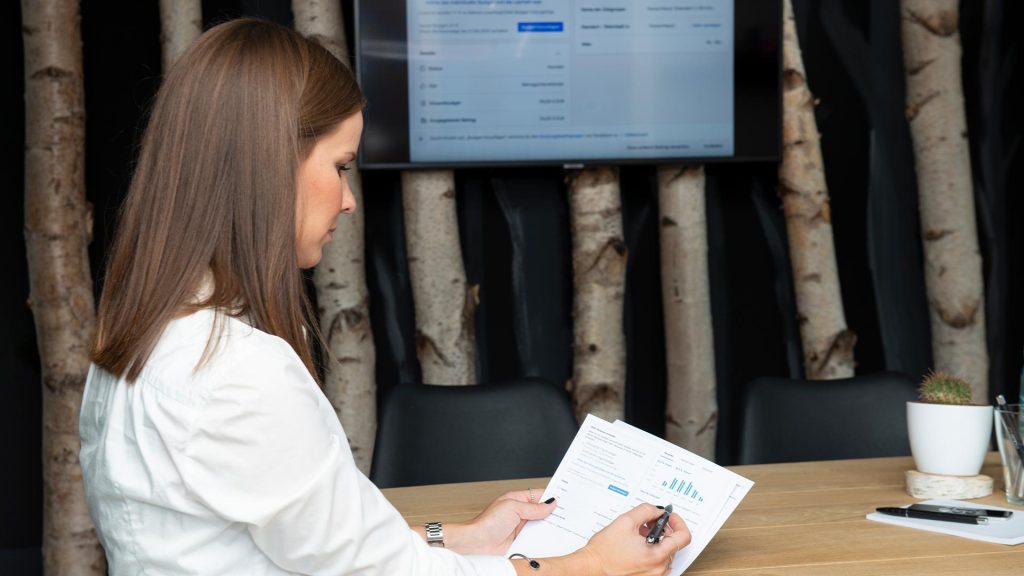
[{"x1": 905, "y1": 470, "x2": 993, "y2": 499}]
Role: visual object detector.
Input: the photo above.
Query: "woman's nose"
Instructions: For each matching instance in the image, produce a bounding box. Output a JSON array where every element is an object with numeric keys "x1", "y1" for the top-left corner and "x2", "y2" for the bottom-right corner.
[{"x1": 341, "y1": 185, "x2": 357, "y2": 214}]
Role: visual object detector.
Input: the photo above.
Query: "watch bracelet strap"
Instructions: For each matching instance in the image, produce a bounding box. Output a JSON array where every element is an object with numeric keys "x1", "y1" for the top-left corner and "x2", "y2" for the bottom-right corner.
[{"x1": 424, "y1": 521, "x2": 444, "y2": 548}]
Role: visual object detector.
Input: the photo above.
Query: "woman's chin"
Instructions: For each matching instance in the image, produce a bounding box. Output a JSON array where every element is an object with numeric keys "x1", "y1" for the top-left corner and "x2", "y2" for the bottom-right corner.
[{"x1": 297, "y1": 250, "x2": 322, "y2": 269}]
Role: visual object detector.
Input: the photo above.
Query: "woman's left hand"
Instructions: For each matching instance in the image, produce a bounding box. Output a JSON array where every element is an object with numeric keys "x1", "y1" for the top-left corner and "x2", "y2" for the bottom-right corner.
[{"x1": 444, "y1": 489, "x2": 556, "y2": 556}]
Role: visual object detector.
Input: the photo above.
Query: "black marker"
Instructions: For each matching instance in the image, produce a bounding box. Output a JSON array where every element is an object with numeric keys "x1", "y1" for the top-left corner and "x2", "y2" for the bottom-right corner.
[
  {"x1": 646, "y1": 504, "x2": 673, "y2": 544},
  {"x1": 909, "y1": 503, "x2": 1013, "y2": 519},
  {"x1": 876, "y1": 506, "x2": 988, "y2": 525}
]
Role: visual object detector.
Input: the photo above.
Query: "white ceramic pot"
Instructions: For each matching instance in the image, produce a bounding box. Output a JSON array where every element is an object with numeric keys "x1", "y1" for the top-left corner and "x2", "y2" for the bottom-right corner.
[{"x1": 907, "y1": 401, "x2": 993, "y2": 476}]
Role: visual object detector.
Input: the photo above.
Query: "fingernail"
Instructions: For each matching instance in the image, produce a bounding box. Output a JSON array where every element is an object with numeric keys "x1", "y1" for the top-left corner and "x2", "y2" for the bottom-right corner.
[
  {"x1": 544, "y1": 497, "x2": 556, "y2": 504},
  {"x1": 656, "y1": 505, "x2": 665, "y2": 509}
]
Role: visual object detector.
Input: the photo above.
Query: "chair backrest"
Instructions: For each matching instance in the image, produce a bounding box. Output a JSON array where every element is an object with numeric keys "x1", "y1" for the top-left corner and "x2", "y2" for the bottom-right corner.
[
  {"x1": 370, "y1": 378, "x2": 579, "y2": 488},
  {"x1": 737, "y1": 371, "x2": 919, "y2": 465},
  {"x1": 0, "y1": 547, "x2": 41, "y2": 576}
]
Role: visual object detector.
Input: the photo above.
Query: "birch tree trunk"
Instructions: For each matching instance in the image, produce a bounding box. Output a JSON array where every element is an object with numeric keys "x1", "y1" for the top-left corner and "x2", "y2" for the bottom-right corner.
[
  {"x1": 567, "y1": 167, "x2": 627, "y2": 422},
  {"x1": 22, "y1": 0, "x2": 105, "y2": 573},
  {"x1": 900, "y1": 0, "x2": 988, "y2": 403},
  {"x1": 158, "y1": 0, "x2": 201, "y2": 72},
  {"x1": 779, "y1": 0, "x2": 856, "y2": 380},
  {"x1": 402, "y1": 170, "x2": 477, "y2": 385},
  {"x1": 292, "y1": 0, "x2": 350, "y2": 62},
  {"x1": 294, "y1": 0, "x2": 378, "y2": 473},
  {"x1": 658, "y1": 165, "x2": 717, "y2": 458}
]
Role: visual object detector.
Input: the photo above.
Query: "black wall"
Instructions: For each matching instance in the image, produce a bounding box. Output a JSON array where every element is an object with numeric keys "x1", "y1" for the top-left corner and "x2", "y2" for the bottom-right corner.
[{"x1": 2, "y1": 0, "x2": 1022, "y2": 554}]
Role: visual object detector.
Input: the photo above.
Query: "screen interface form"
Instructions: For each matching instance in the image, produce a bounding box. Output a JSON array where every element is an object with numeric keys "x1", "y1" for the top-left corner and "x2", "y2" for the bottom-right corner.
[{"x1": 405, "y1": 0, "x2": 735, "y2": 163}]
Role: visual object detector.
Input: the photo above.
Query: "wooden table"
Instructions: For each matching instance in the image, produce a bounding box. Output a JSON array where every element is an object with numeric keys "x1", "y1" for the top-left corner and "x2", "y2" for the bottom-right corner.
[{"x1": 382, "y1": 453, "x2": 1024, "y2": 574}]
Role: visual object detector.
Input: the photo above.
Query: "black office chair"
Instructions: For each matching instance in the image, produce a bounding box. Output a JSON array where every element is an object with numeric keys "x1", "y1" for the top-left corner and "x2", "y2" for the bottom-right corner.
[
  {"x1": 737, "y1": 371, "x2": 919, "y2": 465},
  {"x1": 0, "y1": 547, "x2": 41, "y2": 576},
  {"x1": 370, "y1": 378, "x2": 579, "y2": 488}
]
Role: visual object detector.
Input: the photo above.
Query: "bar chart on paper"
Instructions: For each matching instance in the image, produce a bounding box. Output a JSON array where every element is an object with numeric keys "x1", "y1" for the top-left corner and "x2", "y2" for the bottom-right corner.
[
  {"x1": 661, "y1": 478, "x2": 704, "y2": 503},
  {"x1": 644, "y1": 449, "x2": 714, "y2": 510}
]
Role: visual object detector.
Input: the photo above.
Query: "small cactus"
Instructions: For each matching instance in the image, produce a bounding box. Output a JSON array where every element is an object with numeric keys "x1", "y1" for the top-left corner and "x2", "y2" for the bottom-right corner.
[{"x1": 918, "y1": 371, "x2": 974, "y2": 405}]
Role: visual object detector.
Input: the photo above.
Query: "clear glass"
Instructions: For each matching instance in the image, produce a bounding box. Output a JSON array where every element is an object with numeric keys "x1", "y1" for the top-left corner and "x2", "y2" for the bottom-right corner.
[{"x1": 994, "y1": 404, "x2": 1024, "y2": 505}]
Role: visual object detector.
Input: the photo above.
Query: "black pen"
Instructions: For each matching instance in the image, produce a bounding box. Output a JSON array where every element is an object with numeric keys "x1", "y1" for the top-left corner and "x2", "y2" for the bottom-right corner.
[
  {"x1": 876, "y1": 507, "x2": 989, "y2": 525},
  {"x1": 646, "y1": 504, "x2": 673, "y2": 544},
  {"x1": 908, "y1": 503, "x2": 1013, "y2": 519}
]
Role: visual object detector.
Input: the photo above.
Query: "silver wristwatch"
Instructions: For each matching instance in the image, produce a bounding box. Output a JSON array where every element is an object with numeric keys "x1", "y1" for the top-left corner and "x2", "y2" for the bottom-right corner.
[{"x1": 424, "y1": 521, "x2": 444, "y2": 548}]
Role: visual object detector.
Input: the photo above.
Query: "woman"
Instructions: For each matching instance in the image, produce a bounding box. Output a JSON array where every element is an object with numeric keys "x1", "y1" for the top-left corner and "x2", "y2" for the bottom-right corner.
[{"x1": 79, "y1": 18, "x2": 689, "y2": 575}]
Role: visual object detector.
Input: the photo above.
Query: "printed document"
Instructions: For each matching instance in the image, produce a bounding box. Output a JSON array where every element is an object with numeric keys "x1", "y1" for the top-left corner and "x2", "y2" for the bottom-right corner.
[{"x1": 508, "y1": 414, "x2": 753, "y2": 574}]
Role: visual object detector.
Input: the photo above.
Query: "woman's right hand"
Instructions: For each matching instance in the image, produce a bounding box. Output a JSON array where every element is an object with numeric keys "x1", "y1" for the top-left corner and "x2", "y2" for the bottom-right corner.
[{"x1": 575, "y1": 503, "x2": 691, "y2": 576}]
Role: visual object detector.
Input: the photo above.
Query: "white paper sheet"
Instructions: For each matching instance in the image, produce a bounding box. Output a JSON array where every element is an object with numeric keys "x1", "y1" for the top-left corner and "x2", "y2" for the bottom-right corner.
[
  {"x1": 866, "y1": 499, "x2": 1024, "y2": 545},
  {"x1": 508, "y1": 414, "x2": 753, "y2": 574}
]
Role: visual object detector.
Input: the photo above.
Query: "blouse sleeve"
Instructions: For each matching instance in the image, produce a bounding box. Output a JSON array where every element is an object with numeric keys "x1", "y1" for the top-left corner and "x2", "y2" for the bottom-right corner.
[{"x1": 180, "y1": 338, "x2": 515, "y2": 576}]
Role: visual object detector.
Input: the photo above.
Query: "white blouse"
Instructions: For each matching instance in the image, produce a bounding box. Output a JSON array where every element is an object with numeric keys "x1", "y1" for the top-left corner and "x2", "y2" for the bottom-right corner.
[{"x1": 79, "y1": 308, "x2": 515, "y2": 575}]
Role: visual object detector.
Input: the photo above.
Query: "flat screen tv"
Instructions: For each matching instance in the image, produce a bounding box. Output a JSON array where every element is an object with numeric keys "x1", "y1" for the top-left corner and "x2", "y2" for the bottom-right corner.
[{"x1": 355, "y1": 0, "x2": 781, "y2": 169}]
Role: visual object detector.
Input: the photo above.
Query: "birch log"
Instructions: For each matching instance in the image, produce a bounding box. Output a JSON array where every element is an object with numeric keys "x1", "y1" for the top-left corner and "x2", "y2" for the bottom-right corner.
[
  {"x1": 294, "y1": 0, "x2": 378, "y2": 473},
  {"x1": 402, "y1": 170, "x2": 477, "y2": 385},
  {"x1": 779, "y1": 0, "x2": 856, "y2": 380},
  {"x1": 900, "y1": 0, "x2": 988, "y2": 403},
  {"x1": 158, "y1": 0, "x2": 201, "y2": 72},
  {"x1": 22, "y1": 0, "x2": 105, "y2": 573},
  {"x1": 292, "y1": 0, "x2": 350, "y2": 62},
  {"x1": 658, "y1": 165, "x2": 717, "y2": 458},
  {"x1": 567, "y1": 167, "x2": 627, "y2": 422}
]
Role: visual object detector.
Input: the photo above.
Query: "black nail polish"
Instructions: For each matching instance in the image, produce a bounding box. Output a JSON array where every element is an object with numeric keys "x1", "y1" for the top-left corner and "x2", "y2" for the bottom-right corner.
[
  {"x1": 657, "y1": 505, "x2": 665, "y2": 509},
  {"x1": 544, "y1": 497, "x2": 556, "y2": 504}
]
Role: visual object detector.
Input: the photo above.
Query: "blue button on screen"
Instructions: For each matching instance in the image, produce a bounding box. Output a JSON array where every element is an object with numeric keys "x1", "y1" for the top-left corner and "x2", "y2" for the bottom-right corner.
[{"x1": 518, "y1": 22, "x2": 564, "y2": 32}]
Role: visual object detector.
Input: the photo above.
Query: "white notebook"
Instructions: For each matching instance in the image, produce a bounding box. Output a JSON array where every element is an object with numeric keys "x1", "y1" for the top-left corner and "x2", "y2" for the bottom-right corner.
[
  {"x1": 507, "y1": 414, "x2": 753, "y2": 574},
  {"x1": 866, "y1": 499, "x2": 1024, "y2": 545}
]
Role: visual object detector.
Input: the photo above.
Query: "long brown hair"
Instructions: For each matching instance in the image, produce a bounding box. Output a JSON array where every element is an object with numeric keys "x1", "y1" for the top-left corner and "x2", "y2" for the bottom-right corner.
[{"x1": 92, "y1": 18, "x2": 363, "y2": 383}]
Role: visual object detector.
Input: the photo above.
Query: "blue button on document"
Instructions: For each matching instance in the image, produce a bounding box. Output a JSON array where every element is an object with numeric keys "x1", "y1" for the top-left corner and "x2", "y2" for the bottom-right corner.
[
  {"x1": 518, "y1": 22, "x2": 563, "y2": 32},
  {"x1": 607, "y1": 484, "x2": 629, "y2": 497}
]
